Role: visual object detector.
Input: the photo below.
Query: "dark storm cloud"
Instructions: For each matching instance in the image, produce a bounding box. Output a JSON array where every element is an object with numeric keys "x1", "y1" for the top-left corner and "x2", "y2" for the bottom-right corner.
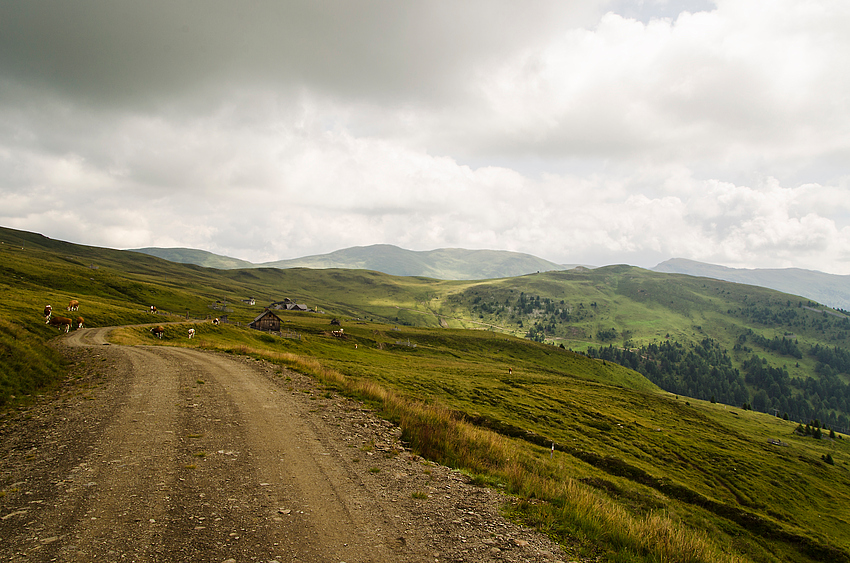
[{"x1": 0, "y1": 1, "x2": 594, "y2": 109}]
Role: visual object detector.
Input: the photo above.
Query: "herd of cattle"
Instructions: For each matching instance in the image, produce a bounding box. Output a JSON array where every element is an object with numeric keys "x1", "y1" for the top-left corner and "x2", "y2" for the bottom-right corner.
[
  {"x1": 43, "y1": 300, "x2": 219, "y2": 339},
  {"x1": 42, "y1": 301, "x2": 84, "y2": 333}
]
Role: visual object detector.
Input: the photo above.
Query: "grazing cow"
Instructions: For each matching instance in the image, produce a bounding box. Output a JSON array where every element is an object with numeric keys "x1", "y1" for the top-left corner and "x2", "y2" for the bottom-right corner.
[
  {"x1": 332, "y1": 328, "x2": 344, "y2": 337},
  {"x1": 188, "y1": 328, "x2": 195, "y2": 339},
  {"x1": 150, "y1": 305, "x2": 157, "y2": 314},
  {"x1": 212, "y1": 317, "x2": 220, "y2": 326},
  {"x1": 49, "y1": 316, "x2": 73, "y2": 333},
  {"x1": 43, "y1": 305, "x2": 52, "y2": 323},
  {"x1": 151, "y1": 325, "x2": 165, "y2": 339},
  {"x1": 76, "y1": 316, "x2": 85, "y2": 330},
  {"x1": 67, "y1": 299, "x2": 79, "y2": 311}
]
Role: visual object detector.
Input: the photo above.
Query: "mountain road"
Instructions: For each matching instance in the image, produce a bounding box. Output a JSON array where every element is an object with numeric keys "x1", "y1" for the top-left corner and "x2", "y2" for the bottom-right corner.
[{"x1": 0, "y1": 327, "x2": 573, "y2": 562}]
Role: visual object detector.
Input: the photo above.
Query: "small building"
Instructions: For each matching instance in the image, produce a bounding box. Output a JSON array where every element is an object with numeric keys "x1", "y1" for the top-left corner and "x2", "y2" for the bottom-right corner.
[
  {"x1": 268, "y1": 298, "x2": 311, "y2": 312},
  {"x1": 269, "y1": 298, "x2": 293, "y2": 310},
  {"x1": 249, "y1": 310, "x2": 281, "y2": 332}
]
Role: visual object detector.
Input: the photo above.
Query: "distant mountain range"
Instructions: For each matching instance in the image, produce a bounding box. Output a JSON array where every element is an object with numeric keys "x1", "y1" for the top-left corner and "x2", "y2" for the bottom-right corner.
[
  {"x1": 652, "y1": 258, "x2": 850, "y2": 311},
  {"x1": 131, "y1": 244, "x2": 575, "y2": 280},
  {"x1": 131, "y1": 245, "x2": 850, "y2": 310},
  {"x1": 130, "y1": 247, "x2": 256, "y2": 270}
]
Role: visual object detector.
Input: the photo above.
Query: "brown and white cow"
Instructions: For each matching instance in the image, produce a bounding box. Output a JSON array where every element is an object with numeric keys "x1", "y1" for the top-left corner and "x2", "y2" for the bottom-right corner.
[
  {"x1": 188, "y1": 328, "x2": 195, "y2": 339},
  {"x1": 151, "y1": 325, "x2": 165, "y2": 339},
  {"x1": 150, "y1": 305, "x2": 157, "y2": 314},
  {"x1": 43, "y1": 305, "x2": 52, "y2": 323},
  {"x1": 75, "y1": 316, "x2": 84, "y2": 329},
  {"x1": 49, "y1": 316, "x2": 73, "y2": 333},
  {"x1": 212, "y1": 317, "x2": 220, "y2": 326},
  {"x1": 67, "y1": 299, "x2": 79, "y2": 311}
]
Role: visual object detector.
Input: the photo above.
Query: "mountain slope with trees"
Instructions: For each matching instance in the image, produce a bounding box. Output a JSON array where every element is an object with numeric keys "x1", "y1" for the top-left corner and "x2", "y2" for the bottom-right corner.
[
  {"x1": 433, "y1": 266, "x2": 850, "y2": 432},
  {"x1": 2, "y1": 225, "x2": 850, "y2": 561}
]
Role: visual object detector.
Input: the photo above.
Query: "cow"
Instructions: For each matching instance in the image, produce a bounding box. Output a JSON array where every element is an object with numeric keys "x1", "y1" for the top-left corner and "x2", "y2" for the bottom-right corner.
[
  {"x1": 49, "y1": 316, "x2": 73, "y2": 333},
  {"x1": 212, "y1": 317, "x2": 220, "y2": 326},
  {"x1": 150, "y1": 305, "x2": 157, "y2": 314},
  {"x1": 43, "y1": 305, "x2": 52, "y2": 323},
  {"x1": 188, "y1": 328, "x2": 195, "y2": 339},
  {"x1": 332, "y1": 328, "x2": 344, "y2": 337},
  {"x1": 151, "y1": 326, "x2": 165, "y2": 339},
  {"x1": 67, "y1": 299, "x2": 79, "y2": 311},
  {"x1": 76, "y1": 316, "x2": 84, "y2": 330}
]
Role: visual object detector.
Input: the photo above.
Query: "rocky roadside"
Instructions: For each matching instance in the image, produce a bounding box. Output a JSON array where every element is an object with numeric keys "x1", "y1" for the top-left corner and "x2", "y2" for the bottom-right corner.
[{"x1": 0, "y1": 338, "x2": 595, "y2": 562}]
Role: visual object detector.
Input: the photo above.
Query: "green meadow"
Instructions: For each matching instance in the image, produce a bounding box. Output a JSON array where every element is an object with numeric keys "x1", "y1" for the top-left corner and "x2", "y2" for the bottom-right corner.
[{"x1": 2, "y1": 225, "x2": 849, "y2": 562}]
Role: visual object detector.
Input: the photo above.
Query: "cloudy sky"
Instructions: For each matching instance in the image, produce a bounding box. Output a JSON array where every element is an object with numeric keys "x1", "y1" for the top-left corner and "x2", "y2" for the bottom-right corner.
[{"x1": 2, "y1": 1, "x2": 849, "y2": 273}]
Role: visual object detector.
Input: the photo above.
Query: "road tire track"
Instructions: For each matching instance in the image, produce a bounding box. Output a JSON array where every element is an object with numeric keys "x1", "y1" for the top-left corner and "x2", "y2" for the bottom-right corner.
[{"x1": 0, "y1": 327, "x2": 574, "y2": 562}]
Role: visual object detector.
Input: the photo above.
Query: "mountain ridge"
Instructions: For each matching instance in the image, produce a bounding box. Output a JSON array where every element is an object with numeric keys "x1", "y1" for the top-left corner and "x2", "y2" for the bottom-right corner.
[
  {"x1": 131, "y1": 243, "x2": 578, "y2": 280},
  {"x1": 131, "y1": 247, "x2": 255, "y2": 270},
  {"x1": 6, "y1": 225, "x2": 850, "y2": 560},
  {"x1": 131, "y1": 244, "x2": 850, "y2": 310},
  {"x1": 653, "y1": 257, "x2": 850, "y2": 311},
  {"x1": 131, "y1": 245, "x2": 850, "y2": 309}
]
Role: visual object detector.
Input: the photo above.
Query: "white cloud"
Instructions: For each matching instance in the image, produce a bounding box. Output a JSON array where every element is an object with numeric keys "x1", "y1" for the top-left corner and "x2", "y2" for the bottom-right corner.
[
  {"x1": 457, "y1": 1, "x2": 850, "y2": 179},
  {"x1": 1, "y1": 0, "x2": 849, "y2": 275}
]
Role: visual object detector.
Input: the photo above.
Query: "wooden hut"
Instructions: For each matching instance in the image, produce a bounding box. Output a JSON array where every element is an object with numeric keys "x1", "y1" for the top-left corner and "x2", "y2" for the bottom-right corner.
[{"x1": 249, "y1": 310, "x2": 281, "y2": 332}]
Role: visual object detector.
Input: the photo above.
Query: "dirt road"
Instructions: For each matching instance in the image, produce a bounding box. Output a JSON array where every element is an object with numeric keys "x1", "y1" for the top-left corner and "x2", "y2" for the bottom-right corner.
[{"x1": 0, "y1": 327, "x2": 573, "y2": 562}]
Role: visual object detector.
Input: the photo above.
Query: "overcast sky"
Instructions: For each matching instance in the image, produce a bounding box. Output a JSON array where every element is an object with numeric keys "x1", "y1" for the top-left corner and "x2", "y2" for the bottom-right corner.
[{"x1": 2, "y1": 1, "x2": 849, "y2": 273}]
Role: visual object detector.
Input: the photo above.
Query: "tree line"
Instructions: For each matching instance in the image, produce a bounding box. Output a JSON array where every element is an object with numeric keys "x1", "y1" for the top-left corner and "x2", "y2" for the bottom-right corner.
[{"x1": 585, "y1": 337, "x2": 850, "y2": 433}]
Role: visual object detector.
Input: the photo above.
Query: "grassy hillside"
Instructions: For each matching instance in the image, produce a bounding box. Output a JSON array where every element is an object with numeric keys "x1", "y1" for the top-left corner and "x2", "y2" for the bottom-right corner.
[
  {"x1": 6, "y1": 227, "x2": 850, "y2": 429},
  {"x1": 262, "y1": 244, "x2": 567, "y2": 280},
  {"x1": 134, "y1": 242, "x2": 568, "y2": 280},
  {"x1": 2, "y1": 225, "x2": 850, "y2": 561},
  {"x1": 423, "y1": 267, "x2": 850, "y2": 432},
  {"x1": 130, "y1": 247, "x2": 255, "y2": 269},
  {"x1": 111, "y1": 314, "x2": 850, "y2": 562}
]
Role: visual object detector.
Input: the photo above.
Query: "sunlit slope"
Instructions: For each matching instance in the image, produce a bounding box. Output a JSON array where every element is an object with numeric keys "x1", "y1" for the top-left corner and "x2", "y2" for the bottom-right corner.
[
  {"x1": 114, "y1": 314, "x2": 850, "y2": 562},
  {"x1": 4, "y1": 223, "x2": 850, "y2": 427},
  {"x1": 131, "y1": 246, "x2": 255, "y2": 269},
  {"x1": 655, "y1": 257, "x2": 850, "y2": 311},
  {"x1": 3, "y1": 225, "x2": 850, "y2": 560},
  {"x1": 134, "y1": 242, "x2": 568, "y2": 280}
]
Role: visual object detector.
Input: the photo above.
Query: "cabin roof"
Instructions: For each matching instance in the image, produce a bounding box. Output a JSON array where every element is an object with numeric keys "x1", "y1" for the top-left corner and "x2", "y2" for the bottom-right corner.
[{"x1": 250, "y1": 310, "x2": 281, "y2": 324}]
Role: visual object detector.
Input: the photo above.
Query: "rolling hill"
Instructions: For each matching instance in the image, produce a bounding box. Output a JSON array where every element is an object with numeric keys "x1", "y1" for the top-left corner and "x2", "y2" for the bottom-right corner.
[
  {"x1": 407, "y1": 264, "x2": 850, "y2": 430},
  {"x1": 131, "y1": 247, "x2": 255, "y2": 269},
  {"x1": 654, "y1": 257, "x2": 850, "y2": 311},
  {"x1": 3, "y1": 224, "x2": 850, "y2": 561},
  {"x1": 131, "y1": 243, "x2": 574, "y2": 280},
  {"x1": 133, "y1": 246, "x2": 850, "y2": 315}
]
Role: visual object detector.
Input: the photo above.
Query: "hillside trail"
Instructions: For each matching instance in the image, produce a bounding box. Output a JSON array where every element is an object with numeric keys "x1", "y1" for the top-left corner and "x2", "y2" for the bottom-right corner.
[{"x1": 0, "y1": 327, "x2": 579, "y2": 563}]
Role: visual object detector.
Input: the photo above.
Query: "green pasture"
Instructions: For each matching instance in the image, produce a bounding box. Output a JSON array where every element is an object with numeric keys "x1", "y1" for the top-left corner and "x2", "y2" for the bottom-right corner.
[
  {"x1": 3, "y1": 225, "x2": 850, "y2": 561},
  {"x1": 114, "y1": 313, "x2": 850, "y2": 562}
]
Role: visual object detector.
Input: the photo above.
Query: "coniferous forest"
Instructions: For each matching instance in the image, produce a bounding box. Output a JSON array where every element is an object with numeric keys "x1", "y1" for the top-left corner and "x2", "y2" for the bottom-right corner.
[
  {"x1": 451, "y1": 277, "x2": 850, "y2": 434},
  {"x1": 585, "y1": 336, "x2": 850, "y2": 432}
]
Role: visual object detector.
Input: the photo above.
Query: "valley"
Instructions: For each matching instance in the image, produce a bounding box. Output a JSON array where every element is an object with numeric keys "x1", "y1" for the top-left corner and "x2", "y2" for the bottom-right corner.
[{"x1": 1, "y1": 225, "x2": 849, "y2": 562}]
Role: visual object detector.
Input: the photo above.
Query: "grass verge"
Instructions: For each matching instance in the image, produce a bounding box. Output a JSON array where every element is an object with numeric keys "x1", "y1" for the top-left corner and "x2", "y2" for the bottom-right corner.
[{"x1": 145, "y1": 333, "x2": 746, "y2": 563}]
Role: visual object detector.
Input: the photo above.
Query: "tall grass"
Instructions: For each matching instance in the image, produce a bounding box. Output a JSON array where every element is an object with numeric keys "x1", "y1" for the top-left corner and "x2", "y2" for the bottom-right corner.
[
  {"x1": 0, "y1": 318, "x2": 67, "y2": 407},
  {"x1": 208, "y1": 340, "x2": 745, "y2": 563}
]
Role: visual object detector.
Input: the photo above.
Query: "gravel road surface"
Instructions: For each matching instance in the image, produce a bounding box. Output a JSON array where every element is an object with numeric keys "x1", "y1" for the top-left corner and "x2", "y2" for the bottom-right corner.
[{"x1": 0, "y1": 327, "x2": 579, "y2": 563}]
